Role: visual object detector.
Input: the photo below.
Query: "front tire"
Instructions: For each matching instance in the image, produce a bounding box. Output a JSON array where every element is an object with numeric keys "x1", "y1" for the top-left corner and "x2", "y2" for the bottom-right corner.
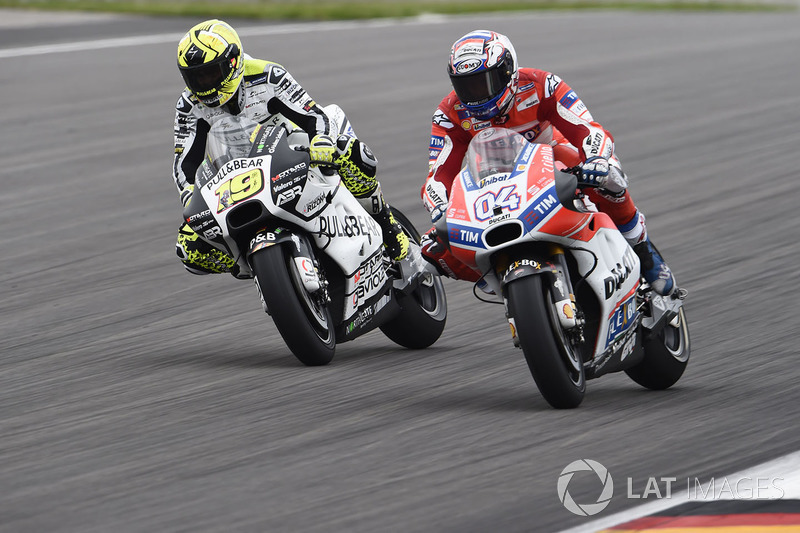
[
  {"x1": 379, "y1": 209, "x2": 447, "y2": 349},
  {"x1": 251, "y1": 244, "x2": 335, "y2": 366},
  {"x1": 625, "y1": 307, "x2": 690, "y2": 390},
  {"x1": 506, "y1": 275, "x2": 585, "y2": 409}
]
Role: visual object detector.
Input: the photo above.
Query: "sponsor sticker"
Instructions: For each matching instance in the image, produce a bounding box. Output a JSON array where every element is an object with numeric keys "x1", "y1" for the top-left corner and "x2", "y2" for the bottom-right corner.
[{"x1": 559, "y1": 90, "x2": 579, "y2": 109}]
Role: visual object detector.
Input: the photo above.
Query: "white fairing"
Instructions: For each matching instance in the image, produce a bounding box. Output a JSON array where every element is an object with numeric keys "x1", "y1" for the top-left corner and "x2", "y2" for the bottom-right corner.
[
  {"x1": 570, "y1": 227, "x2": 640, "y2": 356},
  {"x1": 471, "y1": 214, "x2": 641, "y2": 359},
  {"x1": 198, "y1": 117, "x2": 385, "y2": 321}
]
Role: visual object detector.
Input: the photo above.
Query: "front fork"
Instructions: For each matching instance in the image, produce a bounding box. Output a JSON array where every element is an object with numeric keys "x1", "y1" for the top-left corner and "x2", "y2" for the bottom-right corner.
[
  {"x1": 547, "y1": 244, "x2": 580, "y2": 333},
  {"x1": 247, "y1": 229, "x2": 329, "y2": 313},
  {"x1": 496, "y1": 244, "x2": 584, "y2": 346}
]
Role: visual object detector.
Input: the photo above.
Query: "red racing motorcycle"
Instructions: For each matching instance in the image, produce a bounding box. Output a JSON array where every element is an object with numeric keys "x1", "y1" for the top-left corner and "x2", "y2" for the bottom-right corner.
[{"x1": 433, "y1": 127, "x2": 690, "y2": 408}]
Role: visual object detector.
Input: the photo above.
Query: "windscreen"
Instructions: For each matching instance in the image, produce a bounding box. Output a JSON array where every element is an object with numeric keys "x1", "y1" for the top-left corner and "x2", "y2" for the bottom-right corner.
[
  {"x1": 465, "y1": 127, "x2": 528, "y2": 186},
  {"x1": 204, "y1": 114, "x2": 261, "y2": 172}
]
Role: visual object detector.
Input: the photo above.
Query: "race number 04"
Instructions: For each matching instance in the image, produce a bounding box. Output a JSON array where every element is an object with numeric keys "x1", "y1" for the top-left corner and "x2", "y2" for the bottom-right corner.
[
  {"x1": 216, "y1": 169, "x2": 265, "y2": 213},
  {"x1": 474, "y1": 185, "x2": 521, "y2": 221}
]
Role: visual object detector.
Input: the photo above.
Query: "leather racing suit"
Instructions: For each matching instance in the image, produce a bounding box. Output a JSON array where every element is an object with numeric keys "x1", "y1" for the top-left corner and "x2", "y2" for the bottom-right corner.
[
  {"x1": 173, "y1": 55, "x2": 407, "y2": 275},
  {"x1": 420, "y1": 68, "x2": 645, "y2": 281}
]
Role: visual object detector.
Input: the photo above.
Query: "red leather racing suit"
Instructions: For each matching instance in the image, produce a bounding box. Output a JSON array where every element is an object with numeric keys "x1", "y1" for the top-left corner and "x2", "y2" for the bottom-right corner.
[{"x1": 421, "y1": 68, "x2": 641, "y2": 280}]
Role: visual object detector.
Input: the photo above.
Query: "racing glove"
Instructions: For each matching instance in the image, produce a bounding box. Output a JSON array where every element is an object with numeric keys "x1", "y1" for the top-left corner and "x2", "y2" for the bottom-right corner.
[
  {"x1": 578, "y1": 156, "x2": 610, "y2": 188},
  {"x1": 420, "y1": 228, "x2": 445, "y2": 257},
  {"x1": 180, "y1": 184, "x2": 194, "y2": 207},
  {"x1": 423, "y1": 179, "x2": 448, "y2": 223},
  {"x1": 309, "y1": 134, "x2": 337, "y2": 166},
  {"x1": 429, "y1": 205, "x2": 446, "y2": 224}
]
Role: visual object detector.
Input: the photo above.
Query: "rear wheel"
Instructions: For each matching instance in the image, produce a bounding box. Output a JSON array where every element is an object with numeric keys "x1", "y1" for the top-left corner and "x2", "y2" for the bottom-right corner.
[
  {"x1": 251, "y1": 244, "x2": 335, "y2": 366},
  {"x1": 625, "y1": 307, "x2": 690, "y2": 390},
  {"x1": 506, "y1": 275, "x2": 585, "y2": 408},
  {"x1": 378, "y1": 209, "x2": 447, "y2": 349}
]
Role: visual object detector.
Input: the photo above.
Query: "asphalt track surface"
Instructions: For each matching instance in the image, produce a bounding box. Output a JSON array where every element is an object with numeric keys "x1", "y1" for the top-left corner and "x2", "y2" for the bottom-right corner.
[{"x1": 1, "y1": 9, "x2": 798, "y2": 533}]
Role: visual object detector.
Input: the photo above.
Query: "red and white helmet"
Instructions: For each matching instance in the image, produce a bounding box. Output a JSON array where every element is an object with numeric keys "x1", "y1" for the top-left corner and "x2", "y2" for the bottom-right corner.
[{"x1": 447, "y1": 30, "x2": 518, "y2": 121}]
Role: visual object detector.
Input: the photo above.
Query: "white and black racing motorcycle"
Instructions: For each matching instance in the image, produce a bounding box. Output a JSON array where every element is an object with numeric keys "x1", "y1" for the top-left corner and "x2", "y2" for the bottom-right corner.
[
  {"x1": 434, "y1": 127, "x2": 689, "y2": 408},
  {"x1": 184, "y1": 111, "x2": 446, "y2": 366}
]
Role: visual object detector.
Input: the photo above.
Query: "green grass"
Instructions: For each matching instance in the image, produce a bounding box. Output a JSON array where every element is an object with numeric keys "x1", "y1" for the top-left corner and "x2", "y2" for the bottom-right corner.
[{"x1": 0, "y1": 0, "x2": 793, "y2": 19}]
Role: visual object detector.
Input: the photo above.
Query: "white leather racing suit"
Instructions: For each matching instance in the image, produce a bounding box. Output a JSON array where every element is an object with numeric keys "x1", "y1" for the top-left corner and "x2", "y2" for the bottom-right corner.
[{"x1": 173, "y1": 55, "x2": 336, "y2": 206}]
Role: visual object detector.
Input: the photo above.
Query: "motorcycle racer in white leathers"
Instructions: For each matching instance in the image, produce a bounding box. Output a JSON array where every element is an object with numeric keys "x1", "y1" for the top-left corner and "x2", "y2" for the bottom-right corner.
[{"x1": 173, "y1": 19, "x2": 408, "y2": 275}]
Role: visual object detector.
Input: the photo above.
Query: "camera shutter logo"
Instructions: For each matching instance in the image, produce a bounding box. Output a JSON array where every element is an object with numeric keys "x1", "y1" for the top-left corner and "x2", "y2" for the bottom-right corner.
[{"x1": 557, "y1": 459, "x2": 614, "y2": 516}]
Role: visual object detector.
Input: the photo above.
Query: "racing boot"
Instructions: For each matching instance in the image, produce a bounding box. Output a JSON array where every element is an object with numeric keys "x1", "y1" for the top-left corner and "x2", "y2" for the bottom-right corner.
[
  {"x1": 371, "y1": 195, "x2": 410, "y2": 261},
  {"x1": 176, "y1": 223, "x2": 236, "y2": 275},
  {"x1": 633, "y1": 237, "x2": 675, "y2": 296},
  {"x1": 618, "y1": 210, "x2": 675, "y2": 296},
  {"x1": 351, "y1": 184, "x2": 409, "y2": 261},
  {"x1": 332, "y1": 135, "x2": 409, "y2": 261}
]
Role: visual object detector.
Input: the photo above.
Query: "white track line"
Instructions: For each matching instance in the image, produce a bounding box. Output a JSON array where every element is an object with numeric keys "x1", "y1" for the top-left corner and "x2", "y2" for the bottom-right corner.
[{"x1": 0, "y1": 16, "x2": 450, "y2": 60}]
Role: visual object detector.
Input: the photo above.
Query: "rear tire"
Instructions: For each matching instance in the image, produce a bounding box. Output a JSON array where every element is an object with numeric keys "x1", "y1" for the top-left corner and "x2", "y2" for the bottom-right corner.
[
  {"x1": 625, "y1": 307, "x2": 690, "y2": 390},
  {"x1": 506, "y1": 275, "x2": 585, "y2": 409},
  {"x1": 379, "y1": 209, "x2": 447, "y2": 349},
  {"x1": 251, "y1": 244, "x2": 335, "y2": 366}
]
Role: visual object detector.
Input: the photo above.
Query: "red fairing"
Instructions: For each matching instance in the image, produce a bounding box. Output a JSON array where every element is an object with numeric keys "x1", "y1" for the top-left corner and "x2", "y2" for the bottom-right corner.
[{"x1": 539, "y1": 211, "x2": 617, "y2": 242}]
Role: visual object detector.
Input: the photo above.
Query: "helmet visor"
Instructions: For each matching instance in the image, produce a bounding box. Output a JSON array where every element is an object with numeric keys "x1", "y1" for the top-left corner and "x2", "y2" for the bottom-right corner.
[
  {"x1": 450, "y1": 63, "x2": 512, "y2": 106},
  {"x1": 180, "y1": 57, "x2": 235, "y2": 95}
]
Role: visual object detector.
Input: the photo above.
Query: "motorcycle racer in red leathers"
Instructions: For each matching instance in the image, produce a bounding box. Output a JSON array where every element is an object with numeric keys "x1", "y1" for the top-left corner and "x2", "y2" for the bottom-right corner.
[{"x1": 421, "y1": 30, "x2": 675, "y2": 296}]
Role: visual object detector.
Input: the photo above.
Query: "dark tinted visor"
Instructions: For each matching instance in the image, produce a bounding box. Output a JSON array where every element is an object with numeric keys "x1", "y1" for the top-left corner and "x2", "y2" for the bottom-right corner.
[
  {"x1": 180, "y1": 57, "x2": 234, "y2": 94},
  {"x1": 450, "y1": 62, "x2": 512, "y2": 105}
]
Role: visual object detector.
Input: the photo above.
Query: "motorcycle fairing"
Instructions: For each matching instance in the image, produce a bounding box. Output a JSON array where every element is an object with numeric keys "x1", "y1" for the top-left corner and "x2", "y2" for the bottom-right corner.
[
  {"x1": 605, "y1": 286, "x2": 639, "y2": 346},
  {"x1": 183, "y1": 188, "x2": 230, "y2": 253},
  {"x1": 198, "y1": 124, "x2": 384, "y2": 282},
  {"x1": 341, "y1": 248, "x2": 390, "y2": 322},
  {"x1": 569, "y1": 227, "x2": 642, "y2": 358},
  {"x1": 336, "y1": 289, "x2": 398, "y2": 342},
  {"x1": 587, "y1": 320, "x2": 644, "y2": 379},
  {"x1": 449, "y1": 131, "x2": 646, "y2": 362},
  {"x1": 447, "y1": 144, "x2": 565, "y2": 261}
]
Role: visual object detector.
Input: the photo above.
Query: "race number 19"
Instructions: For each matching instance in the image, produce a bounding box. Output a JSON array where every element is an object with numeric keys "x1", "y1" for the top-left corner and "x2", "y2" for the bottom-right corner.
[{"x1": 216, "y1": 169, "x2": 265, "y2": 213}]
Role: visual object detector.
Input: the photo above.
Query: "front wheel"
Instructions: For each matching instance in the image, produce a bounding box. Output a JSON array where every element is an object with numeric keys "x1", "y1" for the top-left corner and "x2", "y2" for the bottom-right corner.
[
  {"x1": 250, "y1": 244, "x2": 335, "y2": 366},
  {"x1": 625, "y1": 307, "x2": 690, "y2": 390},
  {"x1": 378, "y1": 209, "x2": 447, "y2": 349},
  {"x1": 506, "y1": 275, "x2": 585, "y2": 409}
]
